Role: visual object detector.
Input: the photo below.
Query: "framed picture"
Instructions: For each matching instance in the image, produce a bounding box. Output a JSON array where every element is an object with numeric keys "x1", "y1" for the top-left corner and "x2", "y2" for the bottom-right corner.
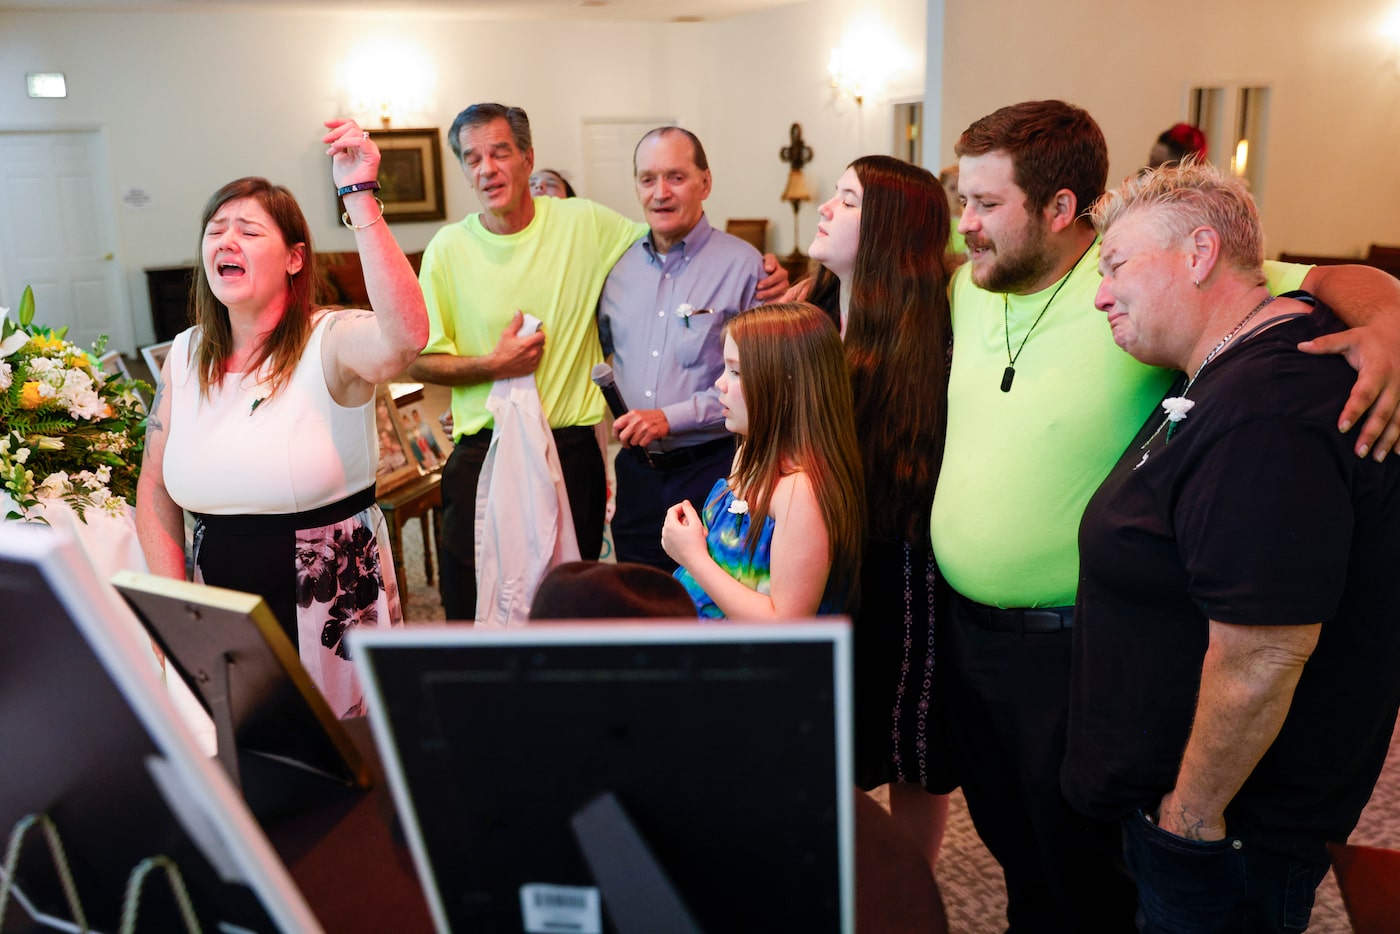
[
  {"x1": 375, "y1": 384, "x2": 419, "y2": 495},
  {"x1": 388, "y1": 381, "x2": 424, "y2": 406},
  {"x1": 395, "y1": 397, "x2": 454, "y2": 474},
  {"x1": 101, "y1": 349, "x2": 154, "y2": 412},
  {"x1": 140, "y1": 340, "x2": 172, "y2": 380},
  {"x1": 356, "y1": 128, "x2": 446, "y2": 223},
  {"x1": 97, "y1": 349, "x2": 131, "y2": 380}
]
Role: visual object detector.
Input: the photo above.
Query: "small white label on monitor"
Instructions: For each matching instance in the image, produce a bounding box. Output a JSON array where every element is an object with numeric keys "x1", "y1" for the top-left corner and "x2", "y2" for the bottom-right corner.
[{"x1": 519, "y1": 883, "x2": 602, "y2": 933}]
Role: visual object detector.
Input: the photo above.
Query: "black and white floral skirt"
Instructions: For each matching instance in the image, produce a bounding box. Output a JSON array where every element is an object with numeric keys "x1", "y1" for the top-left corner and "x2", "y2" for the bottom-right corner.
[{"x1": 191, "y1": 486, "x2": 402, "y2": 719}]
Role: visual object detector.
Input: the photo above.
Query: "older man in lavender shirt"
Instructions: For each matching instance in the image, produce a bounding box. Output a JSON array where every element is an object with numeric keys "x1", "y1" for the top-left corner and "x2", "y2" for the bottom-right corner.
[{"x1": 598, "y1": 127, "x2": 770, "y2": 570}]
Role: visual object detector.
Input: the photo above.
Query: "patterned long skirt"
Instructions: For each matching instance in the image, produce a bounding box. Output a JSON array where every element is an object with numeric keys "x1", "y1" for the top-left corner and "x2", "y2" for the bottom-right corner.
[{"x1": 191, "y1": 486, "x2": 402, "y2": 719}]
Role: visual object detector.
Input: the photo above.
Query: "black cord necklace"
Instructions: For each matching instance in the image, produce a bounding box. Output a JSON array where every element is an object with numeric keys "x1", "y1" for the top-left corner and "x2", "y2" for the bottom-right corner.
[{"x1": 1000, "y1": 243, "x2": 1095, "y2": 392}]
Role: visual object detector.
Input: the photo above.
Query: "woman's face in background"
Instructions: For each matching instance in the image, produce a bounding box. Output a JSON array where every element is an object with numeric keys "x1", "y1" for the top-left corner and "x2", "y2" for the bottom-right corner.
[
  {"x1": 809, "y1": 166, "x2": 862, "y2": 280},
  {"x1": 529, "y1": 171, "x2": 570, "y2": 198}
]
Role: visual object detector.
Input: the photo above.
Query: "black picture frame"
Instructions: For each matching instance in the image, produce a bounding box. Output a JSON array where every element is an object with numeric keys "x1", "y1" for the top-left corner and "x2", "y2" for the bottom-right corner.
[{"x1": 353, "y1": 128, "x2": 446, "y2": 223}]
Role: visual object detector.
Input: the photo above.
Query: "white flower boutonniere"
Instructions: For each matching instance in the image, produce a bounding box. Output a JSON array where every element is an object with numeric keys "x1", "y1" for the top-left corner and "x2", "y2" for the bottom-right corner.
[
  {"x1": 675, "y1": 304, "x2": 715, "y2": 329},
  {"x1": 1161, "y1": 396, "x2": 1196, "y2": 443},
  {"x1": 1161, "y1": 396, "x2": 1195, "y2": 422},
  {"x1": 727, "y1": 497, "x2": 749, "y2": 515}
]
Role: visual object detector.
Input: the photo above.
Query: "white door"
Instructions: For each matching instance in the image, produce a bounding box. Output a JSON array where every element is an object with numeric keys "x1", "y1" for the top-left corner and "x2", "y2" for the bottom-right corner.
[
  {"x1": 0, "y1": 131, "x2": 129, "y2": 353},
  {"x1": 581, "y1": 118, "x2": 675, "y2": 222}
]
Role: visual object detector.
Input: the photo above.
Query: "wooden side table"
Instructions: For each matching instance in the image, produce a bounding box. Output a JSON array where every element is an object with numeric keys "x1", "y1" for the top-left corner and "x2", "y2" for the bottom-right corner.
[{"x1": 377, "y1": 472, "x2": 442, "y2": 603}]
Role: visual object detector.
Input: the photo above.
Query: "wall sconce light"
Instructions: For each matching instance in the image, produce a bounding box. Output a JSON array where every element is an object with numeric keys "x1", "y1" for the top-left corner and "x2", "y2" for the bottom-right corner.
[
  {"x1": 827, "y1": 20, "x2": 899, "y2": 106},
  {"x1": 827, "y1": 48, "x2": 867, "y2": 106},
  {"x1": 344, "y1": 40, "x2": 432, "y2": 129},
  {"x1": 1381, "y1": 6, "x2": 1400, "y2": 77},
  {"x1": 779, "y1": 124, "x2": 814, "y2": 265}
]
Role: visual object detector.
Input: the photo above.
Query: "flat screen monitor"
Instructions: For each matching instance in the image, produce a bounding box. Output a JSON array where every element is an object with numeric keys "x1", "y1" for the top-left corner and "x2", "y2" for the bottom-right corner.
[
  {"x1": 353, "y1": 622, "x2": 854, "y2": 934},
  {"x1": 111, "y1": 570, "x2": 369, "y2": 811},
  {"x1": 0, "y1": 523, "x2": 323, "y2": 933}
]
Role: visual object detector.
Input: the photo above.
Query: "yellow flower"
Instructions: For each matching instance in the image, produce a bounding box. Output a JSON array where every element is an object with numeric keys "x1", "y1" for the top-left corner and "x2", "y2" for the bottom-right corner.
[
  {"x1": 29, "y1": 335, "x2": 67, "y2": 354},
  {"x1": 69, "y1": 354, "x2": 89, "y2": 369},
  {"x1": 19, "y1": 381, "x2": 45, "y2": 409}
]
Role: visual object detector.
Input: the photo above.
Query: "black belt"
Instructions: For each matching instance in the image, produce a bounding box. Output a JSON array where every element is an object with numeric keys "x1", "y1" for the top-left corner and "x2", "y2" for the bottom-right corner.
[
  {"x1": 641, "y1": 436, "x2": 735, "y2": 470},
  {"x1": 954, "y1": 593, "x2": 1074, "y2": 633},
  {"x1": 195, "y1": 485, "x2": 377, "y2": 535}
]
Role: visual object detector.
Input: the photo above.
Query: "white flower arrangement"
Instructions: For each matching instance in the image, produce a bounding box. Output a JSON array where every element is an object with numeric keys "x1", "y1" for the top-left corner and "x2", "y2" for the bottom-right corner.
[
  {"x1": 0, "y1": 286, "x2": 151, "y2": 521},
  {"x1": 726, "y1": 496, "x2": 749, "y2": 515}
]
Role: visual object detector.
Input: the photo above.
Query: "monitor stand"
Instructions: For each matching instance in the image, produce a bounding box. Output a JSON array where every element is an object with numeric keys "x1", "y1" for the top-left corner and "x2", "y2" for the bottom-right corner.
[
  {"x1": 207, "y1": 650, "x2": 242, "y2": 789},
  {"x1": 570, "y1": 792, "x2": 703, "y2": 934},
  {"x1": 202, "y1": 652, "x2": 365, "y2": 823}
]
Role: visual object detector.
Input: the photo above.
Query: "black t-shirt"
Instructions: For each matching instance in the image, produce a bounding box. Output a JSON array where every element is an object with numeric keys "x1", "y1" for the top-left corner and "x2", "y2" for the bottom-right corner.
[{"x1": 1062, "y1": 298, "x2": 1400, "y2": 862}]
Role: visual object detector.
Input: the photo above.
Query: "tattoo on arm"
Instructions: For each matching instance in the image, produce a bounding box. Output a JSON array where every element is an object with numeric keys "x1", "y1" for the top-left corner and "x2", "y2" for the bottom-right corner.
[
  {"x1": 146, "y1": 379, "x2": 166, "y2": 435},
  {"x1": 327, "y1": 309, "x2": 376, "y2": 332},
  {"x1": 1165, "y1": 802, "x2": 1208, "y2": 841}
]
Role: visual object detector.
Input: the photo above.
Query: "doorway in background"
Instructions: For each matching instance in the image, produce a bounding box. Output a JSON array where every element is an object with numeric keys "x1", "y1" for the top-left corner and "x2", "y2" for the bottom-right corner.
[{"x1": 0, "y1": 130, "x2": 129, "y2": 353}]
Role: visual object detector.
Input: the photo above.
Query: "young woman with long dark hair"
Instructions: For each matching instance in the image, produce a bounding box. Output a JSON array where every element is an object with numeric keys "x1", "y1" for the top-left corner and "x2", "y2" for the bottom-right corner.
[{"x1": 799, "y1": 155, "x2": 954, "y2": 877}]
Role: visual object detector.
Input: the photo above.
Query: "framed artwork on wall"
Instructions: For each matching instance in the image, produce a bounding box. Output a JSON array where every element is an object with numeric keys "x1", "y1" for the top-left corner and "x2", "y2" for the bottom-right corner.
[
  {"x1": 97, "y1": 349, "x2": 131, "y2": 380},
  {"x1": 353, "y1": 128, "x2": 446, "y2": 223}
]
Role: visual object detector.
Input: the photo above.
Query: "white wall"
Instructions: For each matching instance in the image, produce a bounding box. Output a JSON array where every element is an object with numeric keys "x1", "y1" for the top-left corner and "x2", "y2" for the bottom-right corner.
[
  {"x1": 6, "y1": 0, "x2": 1400, "y2": 348},
  {"x1": 0, "y1": 11, "x2": 667, "y2": 345},
  {"x1": 0, "y1": 1, "x2": 926, "y2": 348},
  {"x1": 938, "y1": 0, "x2": 1400, "y2": 260},
  {"x1": 691, "y1": 0, "x2": 928, "y2": 256}
]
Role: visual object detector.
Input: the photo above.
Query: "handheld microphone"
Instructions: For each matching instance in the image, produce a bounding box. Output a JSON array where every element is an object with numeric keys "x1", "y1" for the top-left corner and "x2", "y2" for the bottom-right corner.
[
  {"x1": 591, "y1": 363, "x2": 653, "y2": 466},
  {"x1": 590, "y1": 363, "x2": 630, "y2": 420}
]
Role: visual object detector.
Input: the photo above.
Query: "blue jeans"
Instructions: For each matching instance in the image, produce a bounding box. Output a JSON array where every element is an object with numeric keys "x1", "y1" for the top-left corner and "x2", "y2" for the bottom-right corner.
[{"x1": 1121, "y1": 809, "x2": 1329, "y2": 933}]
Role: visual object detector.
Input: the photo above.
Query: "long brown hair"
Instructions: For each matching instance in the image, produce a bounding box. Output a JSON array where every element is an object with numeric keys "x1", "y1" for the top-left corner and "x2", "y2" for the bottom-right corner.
[
  {"x1": 808, "y1": 156, "x2": 951, "y2": 544},
  {"x1": 726, "y1": 303, "x2": 864, "y2": 598},
  {"x1": 190, "y1": 177, "x2": 316, "y2": 400}
]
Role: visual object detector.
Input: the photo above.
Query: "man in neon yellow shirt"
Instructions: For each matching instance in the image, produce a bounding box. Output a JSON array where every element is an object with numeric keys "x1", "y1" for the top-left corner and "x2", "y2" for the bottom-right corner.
[
  {"x1": 930, "y1": 99, "x2": 1400, "y2": 931},
  {"x1": 409, "y1": 103, "x2": 646, "y2": 619}
]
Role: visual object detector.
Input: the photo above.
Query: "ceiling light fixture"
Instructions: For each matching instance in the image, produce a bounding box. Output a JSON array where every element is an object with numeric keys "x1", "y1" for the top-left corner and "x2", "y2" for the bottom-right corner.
[{"x1": 26, "y1": 73, "x2": 67, "y2": 99}]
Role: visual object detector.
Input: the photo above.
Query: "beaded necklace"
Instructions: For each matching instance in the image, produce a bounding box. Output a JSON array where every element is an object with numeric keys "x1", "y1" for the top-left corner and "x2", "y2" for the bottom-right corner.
[{"x1": 1140, "y1": 293, "x2": 1277, "y2": 448}]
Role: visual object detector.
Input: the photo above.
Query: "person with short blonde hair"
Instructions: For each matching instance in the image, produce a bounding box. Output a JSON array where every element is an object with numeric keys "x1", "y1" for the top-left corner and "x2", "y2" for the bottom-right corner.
[
  {"x1": 1093, "y1": 156, "x2": 1262, "y2": 279},
  {"x1": 1066, "y1": 159, "x2": 1400, "y2": 932}
]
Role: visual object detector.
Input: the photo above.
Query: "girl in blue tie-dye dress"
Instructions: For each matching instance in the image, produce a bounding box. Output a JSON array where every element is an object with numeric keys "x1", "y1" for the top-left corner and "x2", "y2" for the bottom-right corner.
[{"x1": 663, "y1": 303, "x2": 864, "y2": 620}]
